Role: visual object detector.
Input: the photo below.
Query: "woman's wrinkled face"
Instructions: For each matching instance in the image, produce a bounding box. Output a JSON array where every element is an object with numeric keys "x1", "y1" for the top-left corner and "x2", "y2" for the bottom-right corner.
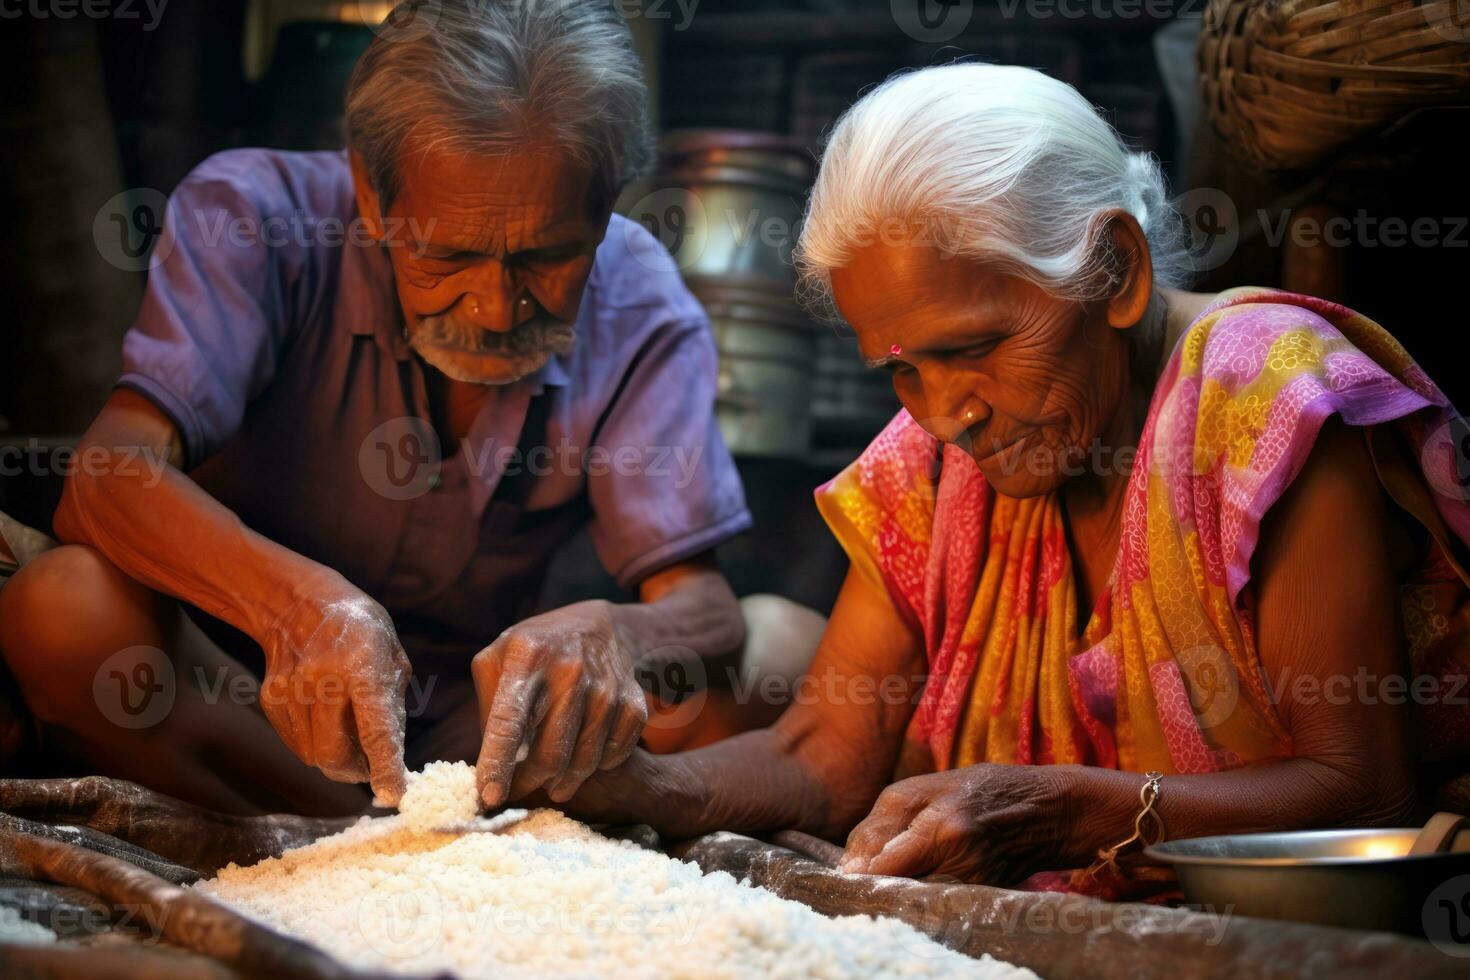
[
  {"x1": 362, "y1": 144, "x2": 610, "y2": 385},
  {"x1": 829, "y1": 240, "x2": 1133, "y2": 498}
]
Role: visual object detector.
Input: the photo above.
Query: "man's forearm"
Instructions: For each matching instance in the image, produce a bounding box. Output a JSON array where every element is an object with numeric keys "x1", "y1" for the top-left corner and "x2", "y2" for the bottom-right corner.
[
  {"x1": 610, "y1": 563, "x2": 746, "y2": 669},
  {"x1": 55, "y1": 453, "x2": 339, "y2": 642}
]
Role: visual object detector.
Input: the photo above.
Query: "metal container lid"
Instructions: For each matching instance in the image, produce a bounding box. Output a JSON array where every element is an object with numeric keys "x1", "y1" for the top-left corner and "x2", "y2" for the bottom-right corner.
[{"x1": 659, "y1": 129, "x2": 814, "y2": 194}]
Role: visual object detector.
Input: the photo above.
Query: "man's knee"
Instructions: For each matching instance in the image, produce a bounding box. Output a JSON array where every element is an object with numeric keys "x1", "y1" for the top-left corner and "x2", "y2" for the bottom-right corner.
[
  {"x1": 738, "y1": 594, "x2": 826, "y2": 687},
  {"x1": 0, "y1": 545, "x2": 166, "y2": 707}
]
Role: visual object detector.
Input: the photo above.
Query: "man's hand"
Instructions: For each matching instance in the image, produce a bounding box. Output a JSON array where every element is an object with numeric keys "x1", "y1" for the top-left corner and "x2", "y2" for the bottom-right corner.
[
  {"x1": 837, "y1": 765, "x2": 1073, "y2": 885},
  {"x1": 259, "y1": 578, "x2": 412, "y2": 806},
  {"x1": 472, "y1": 599, "x2": 648, "y2": 808}
]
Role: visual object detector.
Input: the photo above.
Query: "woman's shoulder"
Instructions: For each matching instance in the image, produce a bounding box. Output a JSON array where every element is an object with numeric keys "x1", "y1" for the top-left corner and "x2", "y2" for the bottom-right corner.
[
  {"x1": 1173, "y1": 287, "x2": 1353, "y2": 381},
  {"x1": 1145, "y1": 287, "x2": 1450, "y2": 602},
  {"x1": 1164, "y1": 286, "x2": 1439, "y2": 425}
]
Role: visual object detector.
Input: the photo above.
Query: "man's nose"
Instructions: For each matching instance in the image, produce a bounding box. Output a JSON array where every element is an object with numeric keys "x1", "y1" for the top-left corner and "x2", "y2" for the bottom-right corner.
[
  {"x1": 458, "y1": 290, "x2": 515, "y2": 333},
  {"x1": 458, "y1": 265, "x2": 518, "y2": 333}
]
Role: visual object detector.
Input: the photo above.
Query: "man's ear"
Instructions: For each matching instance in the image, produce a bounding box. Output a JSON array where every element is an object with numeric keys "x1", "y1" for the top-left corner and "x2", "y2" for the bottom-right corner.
[
  {"x1": 1101, "y1": 209, "x2": 1153, "y2": 330},
  {"x1": 350, "y1": 149, "x2": 386, "y2": 241}
]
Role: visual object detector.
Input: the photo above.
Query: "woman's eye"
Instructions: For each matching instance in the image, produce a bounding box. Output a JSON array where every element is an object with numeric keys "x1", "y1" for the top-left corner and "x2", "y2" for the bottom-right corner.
[{"x1": 956, "y1": 340, "x2": 998, "y2": 360}]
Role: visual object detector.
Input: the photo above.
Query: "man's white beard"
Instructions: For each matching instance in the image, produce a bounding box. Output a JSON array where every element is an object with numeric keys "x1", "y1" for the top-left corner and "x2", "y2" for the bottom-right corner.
[{"x1": 409, "y1": 313, "x2": 576, "y2": 385}]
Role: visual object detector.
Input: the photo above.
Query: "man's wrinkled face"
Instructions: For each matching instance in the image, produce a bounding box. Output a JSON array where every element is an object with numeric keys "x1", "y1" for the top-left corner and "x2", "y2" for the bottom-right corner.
[
  {"x1": 830, "y1": 239, "x2": 1132, "y2": 498},
  {"x1": 366, "y1": 144, "x2": 610, "y2": 385}
]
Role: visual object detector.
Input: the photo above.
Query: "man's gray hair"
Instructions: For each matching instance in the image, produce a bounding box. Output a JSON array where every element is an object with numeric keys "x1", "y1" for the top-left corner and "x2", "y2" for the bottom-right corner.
[{"x1": 346, "y1": 0, "x2": 654, "y2": 207}]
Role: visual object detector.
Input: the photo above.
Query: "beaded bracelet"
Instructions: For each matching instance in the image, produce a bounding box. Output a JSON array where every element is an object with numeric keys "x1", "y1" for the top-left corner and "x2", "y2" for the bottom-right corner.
[{"x1": 1087, "y1": 770, "x2": 1165, "y2": 878}]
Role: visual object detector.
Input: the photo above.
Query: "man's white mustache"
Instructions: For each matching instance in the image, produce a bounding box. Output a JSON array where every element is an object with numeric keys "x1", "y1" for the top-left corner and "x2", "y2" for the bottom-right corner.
[{"x1": 413, "y1": 314, "x2": 576, "y2": 357}]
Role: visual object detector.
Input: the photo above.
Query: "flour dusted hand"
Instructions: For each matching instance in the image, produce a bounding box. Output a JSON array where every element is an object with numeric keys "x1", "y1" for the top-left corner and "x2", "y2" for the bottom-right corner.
[
  {"x1": 472, "y1": 600, "x2": 648, "y2": 808},
  {"x1": 258, "y1": 576, "x2": 410, "y2": 805},
  {"x1": 838, "y1": 765, "x2": 1073, "y2": 885}
]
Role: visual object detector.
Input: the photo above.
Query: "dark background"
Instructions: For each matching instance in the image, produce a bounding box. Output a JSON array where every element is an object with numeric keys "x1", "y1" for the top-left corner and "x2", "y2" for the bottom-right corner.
[{"x1": 2, "y1": 0, "x2": 1465, "y2": 615}]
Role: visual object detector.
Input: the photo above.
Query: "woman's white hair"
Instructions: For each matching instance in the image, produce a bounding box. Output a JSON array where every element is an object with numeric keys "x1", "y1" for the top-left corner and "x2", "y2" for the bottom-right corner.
[
  {"x1": 795, "y1": 64, "x2": 1190, "y2": 344},
  {"x1": 346, "y1": 0, "x2": 653, "y2": 207}
]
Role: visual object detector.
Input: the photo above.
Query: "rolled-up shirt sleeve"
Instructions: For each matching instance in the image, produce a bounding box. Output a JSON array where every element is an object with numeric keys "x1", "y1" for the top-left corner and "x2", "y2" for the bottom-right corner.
[
  {"x1": 587, "y1": 318, "x2": 752, "y2": 588},
  {"x1": 118, "y1": 152, "x2": 296, "y2": 470}
]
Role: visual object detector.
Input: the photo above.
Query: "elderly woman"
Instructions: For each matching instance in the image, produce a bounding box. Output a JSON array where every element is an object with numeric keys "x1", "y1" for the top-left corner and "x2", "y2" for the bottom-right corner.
[{"x1": 563, "y1": 64, "x2": 1470, "y2": 895}]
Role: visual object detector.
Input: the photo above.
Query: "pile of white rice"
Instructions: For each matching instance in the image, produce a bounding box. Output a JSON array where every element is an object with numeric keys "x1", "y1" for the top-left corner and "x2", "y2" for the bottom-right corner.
[
  {"x1": 396, "y1": 760, "x2": 482, "y2": 833},
  {"x1": 195, "y1": 763, "x2": 1033, "y2": 979}
]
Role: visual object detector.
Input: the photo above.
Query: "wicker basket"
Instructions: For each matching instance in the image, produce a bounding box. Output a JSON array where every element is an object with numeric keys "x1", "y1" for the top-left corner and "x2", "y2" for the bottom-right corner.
[{"x1": 1198, "y1": 0, "x2": 1470, "y2": 171}]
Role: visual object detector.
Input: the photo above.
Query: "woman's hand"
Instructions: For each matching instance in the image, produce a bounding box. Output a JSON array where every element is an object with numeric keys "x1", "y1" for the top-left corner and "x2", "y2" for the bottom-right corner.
[
  {"x1": 837, "y1": 764, "x2": 1073, "y2": 885},
  {"x1": 472, "y1": 599, "x2": 649, "y2": 808},
  {"x1": 258, "y1": 578, "x2": 412, "y2": 805}
]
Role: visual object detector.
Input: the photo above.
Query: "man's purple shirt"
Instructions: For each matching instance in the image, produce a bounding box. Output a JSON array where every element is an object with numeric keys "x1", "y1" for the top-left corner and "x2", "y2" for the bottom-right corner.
[{"x1": 119, "y1": 149, "x2": 750, "y2": 661}]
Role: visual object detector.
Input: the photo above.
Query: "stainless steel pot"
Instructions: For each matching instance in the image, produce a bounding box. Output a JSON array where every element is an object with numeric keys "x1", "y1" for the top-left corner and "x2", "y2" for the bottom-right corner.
[
  {"x1": 649, "y1": 130, "x2": 813, "y2": 291},
  {"x1": 694, "y1": 283, "x2": 819, "y2": 459},
  {"x1": 1147, "y1": 828, "x2": 1470, "y2": 937}
]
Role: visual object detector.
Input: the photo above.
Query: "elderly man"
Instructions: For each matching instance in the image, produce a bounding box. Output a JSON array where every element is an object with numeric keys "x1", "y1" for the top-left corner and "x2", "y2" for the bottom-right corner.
[{"x1": 0, "y1": 0, "x2": 754, "y2": 815}]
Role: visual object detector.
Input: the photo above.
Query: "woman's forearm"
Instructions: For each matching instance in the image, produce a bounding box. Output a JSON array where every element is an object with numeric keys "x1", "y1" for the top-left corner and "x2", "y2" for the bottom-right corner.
[
  {"x1": 571, "y1": 713, "x2": 894, "y2": 842},
  {"x1": 568, "y1": 568, "x2": 925, "y2": 842},
  {"x1": 561, "y1": 728, "x2": 824, "y2": 839},
  {"x1": 670, "y1": 727, "x2": 832, "y2": 838},
  {"x1": 1059, "y1": 755, "x2": 1418, "y2": 867}
]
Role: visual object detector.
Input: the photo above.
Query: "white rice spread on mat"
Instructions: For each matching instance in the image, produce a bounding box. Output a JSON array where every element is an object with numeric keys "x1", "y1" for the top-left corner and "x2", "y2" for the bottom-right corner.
[{"x1": 194, "y1": 762, "x2": 1034, "y2": 979}]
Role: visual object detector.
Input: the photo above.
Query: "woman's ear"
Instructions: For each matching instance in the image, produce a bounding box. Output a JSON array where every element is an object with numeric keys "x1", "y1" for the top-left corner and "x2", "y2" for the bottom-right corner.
[
  {"x1": 1101, "y1": 209, "x2": 1153, "y2": 330},
  {"x1": 349, "y1": 150, "x2": 386, "y2": 241}
]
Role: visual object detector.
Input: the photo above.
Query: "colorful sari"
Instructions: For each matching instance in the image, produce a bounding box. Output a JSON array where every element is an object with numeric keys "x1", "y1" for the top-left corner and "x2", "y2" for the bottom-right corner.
[{"x1": 817, "y1": 288, "x2": 1470, "y2": 806}]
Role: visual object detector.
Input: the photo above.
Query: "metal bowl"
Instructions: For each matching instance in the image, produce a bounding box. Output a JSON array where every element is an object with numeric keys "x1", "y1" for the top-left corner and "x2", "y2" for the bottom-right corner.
[{"x1": 1146, "y1": 829, "x2": 1470, "y2": 935}]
